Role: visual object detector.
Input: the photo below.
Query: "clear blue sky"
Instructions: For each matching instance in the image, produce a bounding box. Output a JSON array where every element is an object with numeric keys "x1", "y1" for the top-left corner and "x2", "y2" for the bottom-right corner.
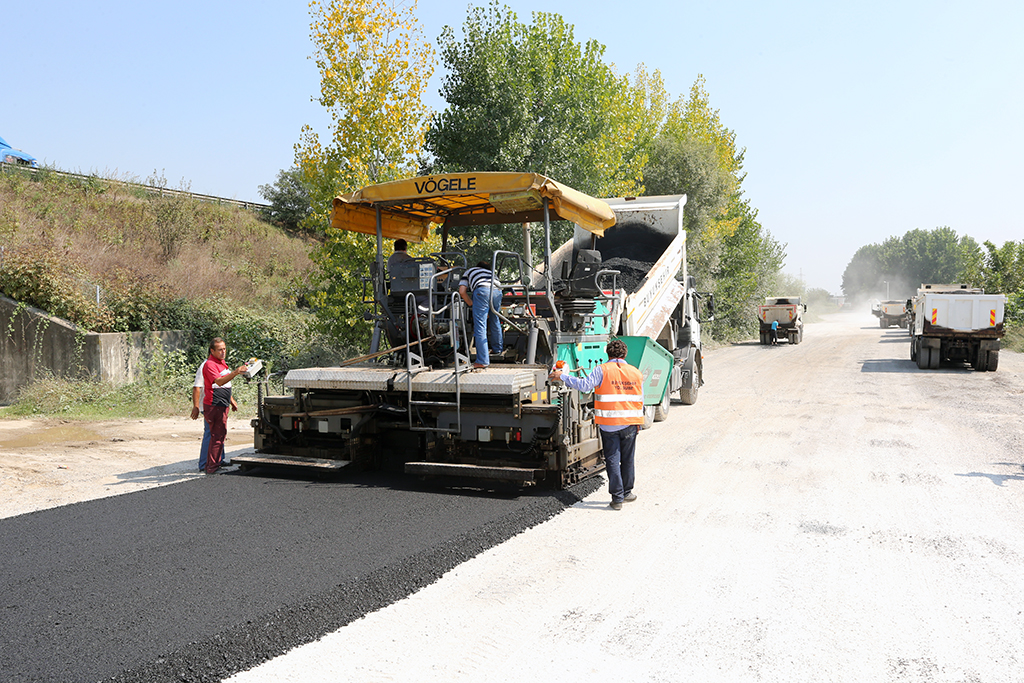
[{"x1": 6, "y1": 0, "x2": 1022, "y2": 293}]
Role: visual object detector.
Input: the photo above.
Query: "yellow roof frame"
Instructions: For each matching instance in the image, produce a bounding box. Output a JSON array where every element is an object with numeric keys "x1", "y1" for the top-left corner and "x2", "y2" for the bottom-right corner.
[{"x1": 331, "y1": 172, "x2": 616, "y2": 243}]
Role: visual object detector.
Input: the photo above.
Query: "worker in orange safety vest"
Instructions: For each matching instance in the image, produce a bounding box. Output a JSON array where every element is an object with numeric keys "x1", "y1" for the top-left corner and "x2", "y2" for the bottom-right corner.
[{"x1": 549, "y1": 339, "x2": 644, "y2": 510}]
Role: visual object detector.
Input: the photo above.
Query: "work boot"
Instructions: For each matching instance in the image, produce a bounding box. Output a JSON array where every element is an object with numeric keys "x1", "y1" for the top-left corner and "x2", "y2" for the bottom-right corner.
[
  {"x1": 609, "y1": 501, "x2": 623, "y2": 510},
  {"x1": 624, "y1": 493, "x2": 637, "y2": 503}
]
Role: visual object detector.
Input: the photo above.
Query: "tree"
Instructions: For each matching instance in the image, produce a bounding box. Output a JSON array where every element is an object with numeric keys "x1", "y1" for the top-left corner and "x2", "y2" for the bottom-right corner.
[
  {"x1": 841, "y1": 244, "x2": 883, "y2": 300},
  {"x1": 709, "y1": 198, "x2": 785, "y2": 338},
  {"x1": 258, "y1": 167, "x2": 313, "y2": 233},
  {"x1": 425, "y1": 3, "x2": 666, "y2": 256},
  {"x1": 643, "y1": 76, "x2": 749, "y2": 292},
  {"x1": 841, "y1": 227, "x2": 984, "y2": 301},
  {"x1": 428, "y1": 4, "x2": 661, "y2": 194},
  {"x1": 297, "y1": 0, "x2": 435, "y2": 344},
  {"x1": 654, "y1": 76, "x2": 745, "y2": 243},
  {"x1": 642, "y1": 75, "x2": 783, "y2": 341},
  {"x1": 980, "y1": 240, "x2": 1024, "y2": 294}
]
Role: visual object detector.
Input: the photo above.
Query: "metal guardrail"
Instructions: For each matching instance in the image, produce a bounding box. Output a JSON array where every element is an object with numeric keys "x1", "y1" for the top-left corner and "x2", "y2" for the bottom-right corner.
[{"x1": 0, "y1": 161, "x2": 271, "y2": 211}]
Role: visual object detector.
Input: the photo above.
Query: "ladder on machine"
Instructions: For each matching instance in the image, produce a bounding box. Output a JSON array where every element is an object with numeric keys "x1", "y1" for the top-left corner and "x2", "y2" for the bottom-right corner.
[{"x1": 403, "y1": 291, "x2": 471, "y2": 434}]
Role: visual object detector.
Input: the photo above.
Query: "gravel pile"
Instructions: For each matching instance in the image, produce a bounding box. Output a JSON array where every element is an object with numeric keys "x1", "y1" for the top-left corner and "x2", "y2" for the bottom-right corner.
[
  {"x1": 601, "y1": 257, "x2": 655, "y2": 293},
  {"x1": 595, "y1": 220, "x2": 672, "y2": 293}
]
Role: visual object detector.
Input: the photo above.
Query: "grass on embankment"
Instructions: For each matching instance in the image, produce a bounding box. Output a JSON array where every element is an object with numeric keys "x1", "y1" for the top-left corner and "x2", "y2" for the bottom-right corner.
[{"x1": 0, "y1": 167, "x2": 349, "y2": 419}]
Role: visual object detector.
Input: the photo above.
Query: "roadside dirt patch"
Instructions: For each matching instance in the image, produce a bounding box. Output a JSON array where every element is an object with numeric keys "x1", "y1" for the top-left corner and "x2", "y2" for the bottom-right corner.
[{"x1": 0, "y1": 414, "x2": 256, "y2": 519}]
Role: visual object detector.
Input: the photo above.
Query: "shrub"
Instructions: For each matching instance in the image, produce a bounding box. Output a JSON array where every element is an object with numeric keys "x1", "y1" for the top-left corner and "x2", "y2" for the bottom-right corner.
[{"x1": 0, "y1": 245, "x2": 113, "y2": 330}]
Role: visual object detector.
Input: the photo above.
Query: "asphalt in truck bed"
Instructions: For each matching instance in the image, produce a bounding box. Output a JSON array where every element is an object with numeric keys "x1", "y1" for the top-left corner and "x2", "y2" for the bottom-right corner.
[{"x1": 0, "y1": 468, "x2": 600, "y2": 682}]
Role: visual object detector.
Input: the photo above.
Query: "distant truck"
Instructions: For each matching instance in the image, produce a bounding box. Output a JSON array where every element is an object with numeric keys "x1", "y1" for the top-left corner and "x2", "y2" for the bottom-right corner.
[
  {"x1": 758, "y1": 296, "x2": 805, "y2": 344},
  {"x1": 0, "y1": 135, "x2": 38, "y2": 168},
  {"x1": 909, "y1": 283, "x2": 1005, "y2": 371},
  {"x1": 872, "y1": 300, "x2": 908, "y2": 328}
]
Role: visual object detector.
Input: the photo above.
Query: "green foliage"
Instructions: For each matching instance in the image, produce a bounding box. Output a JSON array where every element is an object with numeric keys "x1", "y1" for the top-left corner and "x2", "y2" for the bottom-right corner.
[
  {"x1": 428, "y1": 3, "x2": 660, "y2": 199},
  {"x1": 425, "y1": 3, "x2": 665, "y2": 255},
  {"x1": 975, "y1": 240, "x2": 1024, "y2": 334},
  {"x1": 153, "y1": 194, "x2": 200, "y2": 260},
  {"x1": 644, "y1": 137, "x2": 731, "y2": 221},
  {"x1": 0, "y1": 245, "x2": 113, "y2": 330},
  {"x1": 0, "y1": 164, "x2": 331, "y2": 418},
  {"x1": 979, "y1": 240, "x2": 1024, "y2": 295},
  {"x1": 843, "y1": 231, "x2": 1024, "y2": 337},
  {"x1": 100, "y1": 268, "x2": 198, "y2": 332},
  {"x1": 306, "y1": 229, "x2": 377, "y2": 345},
  {"x1": 655, "y1": 75, "x2": 745, "y2": 246},
  {"x1": 297, "y1": 0, "x2": 435, "y2": 347},
  {"x1": 258, "y1": 167, "x2": 314, "y2": 233},
  {"x1": 0, "y1": 167, "x2": 315, "y2": 315},
  {"x1": 1004, "y1": 319, "x2": 1024, "y2": 352},
  {"x1": 180, "y1": 298, "x2": 354, "y2": 373},
  {"x1": 1, "y1": 303, "x2": 353, "y2": 419},
  {"x1": 645, "y1": 76, "x2": 747, "y2": 292},
  {"x1": 2, "y1": 345, "x2": 196, "y2": 419},
  {"x1": 705, "y1": 199, "x2": 785, "y2": 340},
  {"x1": 641, "y1": 76, "x2": 783, "y2": 342}
]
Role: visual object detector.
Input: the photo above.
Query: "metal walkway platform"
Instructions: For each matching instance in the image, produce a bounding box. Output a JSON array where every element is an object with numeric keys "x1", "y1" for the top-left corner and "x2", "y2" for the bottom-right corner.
[{"x1": 284, "y1": 365, "x2": 548, "y2": 395}]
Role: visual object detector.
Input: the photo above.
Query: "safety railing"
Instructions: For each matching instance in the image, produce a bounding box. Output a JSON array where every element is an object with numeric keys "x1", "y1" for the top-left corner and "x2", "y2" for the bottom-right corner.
[{"x1": 0, "y1": 162, "x2": 270, "y2": 211}]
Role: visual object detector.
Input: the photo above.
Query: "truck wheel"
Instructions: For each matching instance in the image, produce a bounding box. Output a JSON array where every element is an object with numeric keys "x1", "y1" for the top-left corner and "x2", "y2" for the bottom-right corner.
[
  {"x1": 680, "y1": 362, "x2": 701, "y2": 405},
  {"x1": 879, "y1": 318, "x2": 887, "y2": 328},
  {"x1": 759, "y1": 331, "x2": 767, "y2": 345},
  {"x1": 643, "y1": 406, "x2": 655, "y2": 430},
  {"x1": 928, "y1": 346, "x2": 940, "y2": 370},
  {"x1": 986, "y1": 350, "x2": 999, "y2": 372},
  {"x1": 653, "y1": 391, "x2": 670, "y2": 422},
  {"x1": 910, "y1": 338, "x2": 917, "y2": 362},
  {"x1": 916, "y1": 345, "x2": 929, "y2": 370}
]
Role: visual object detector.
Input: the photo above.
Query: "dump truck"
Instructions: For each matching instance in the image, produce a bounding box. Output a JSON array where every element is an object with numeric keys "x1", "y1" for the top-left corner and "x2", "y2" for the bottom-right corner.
[
  {"x1": 872, "y1": 300, "x2": 909, "y2": 328},
  {"x1": 546, "y1": 194, "x2": 711, "y2": 412},
  {"x1": 909, "y1": 283, "x2": 1005, "y2": 371},
  {"x1": 757, "y1": 297, "x2": 805, "y2": 344},
  {"x1": 240, "y1": 173, "x2": 712, "y2": 488}
]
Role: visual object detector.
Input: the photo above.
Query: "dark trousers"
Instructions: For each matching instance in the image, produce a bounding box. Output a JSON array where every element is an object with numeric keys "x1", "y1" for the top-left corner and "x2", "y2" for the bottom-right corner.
[
  {"x1": 601, "y1": 425, "x2": 638, "y2": 503},
  {"x1": 204, "y1": 405, "x2": 229, "y2": 473}
]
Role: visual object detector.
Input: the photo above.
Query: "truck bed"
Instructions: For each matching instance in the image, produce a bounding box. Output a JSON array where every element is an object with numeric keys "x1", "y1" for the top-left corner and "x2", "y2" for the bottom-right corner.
[
  {"x1": 914, "y1": 293, "x2": 1005, "y2": 335},
  {"x1": 758, "y1": 305, "x2": 800, "y2": 326}
]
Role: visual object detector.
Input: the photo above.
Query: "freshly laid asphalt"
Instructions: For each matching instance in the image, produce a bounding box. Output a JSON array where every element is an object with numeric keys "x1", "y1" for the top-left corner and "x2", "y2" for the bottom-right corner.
[{"x1": 0, "y1": 468, "x2": 601, "y2": 682}]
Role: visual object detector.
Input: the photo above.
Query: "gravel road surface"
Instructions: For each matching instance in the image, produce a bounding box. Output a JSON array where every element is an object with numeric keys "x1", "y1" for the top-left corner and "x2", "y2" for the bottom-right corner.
[
  {"x1": 3, "y1": 310, "x2": 1024, "y2": 682},
  {"x1": 230, "y1": 311, "x2": 1024, "y2": 682}
]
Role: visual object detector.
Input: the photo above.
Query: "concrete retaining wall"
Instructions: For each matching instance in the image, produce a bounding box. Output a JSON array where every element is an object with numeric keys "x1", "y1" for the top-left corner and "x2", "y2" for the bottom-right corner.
[{"x1": 0, "y1": 295, "x2": 189, "y2": 405}]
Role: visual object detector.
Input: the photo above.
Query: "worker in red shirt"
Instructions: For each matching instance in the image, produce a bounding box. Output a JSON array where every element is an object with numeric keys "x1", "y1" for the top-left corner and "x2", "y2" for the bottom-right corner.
[{"x1": 201, "y1": 338, "x2": 248, "y2": 474}]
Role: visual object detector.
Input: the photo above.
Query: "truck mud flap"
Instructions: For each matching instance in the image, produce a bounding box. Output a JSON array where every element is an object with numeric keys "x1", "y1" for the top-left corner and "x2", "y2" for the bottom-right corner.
[
  {"x1": 405, "y1": 462, "x2": 543, "y2": 483},
  {"x1": 231, "y1": 454, "x2": 352, "y2": 471}
]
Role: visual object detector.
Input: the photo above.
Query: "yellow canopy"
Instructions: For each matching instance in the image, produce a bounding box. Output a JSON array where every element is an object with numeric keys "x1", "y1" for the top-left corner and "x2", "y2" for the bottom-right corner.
[{"x1": 331, "y1": 172, "x2": 616, "y2": 242}]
